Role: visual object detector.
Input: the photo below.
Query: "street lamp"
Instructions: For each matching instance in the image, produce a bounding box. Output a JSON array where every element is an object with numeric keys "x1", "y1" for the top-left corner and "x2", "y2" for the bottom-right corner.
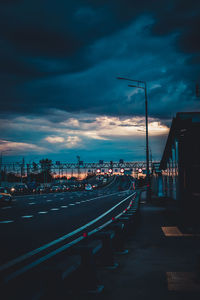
[{"x1": 117, "y1": 76, "x2": 151, "y2": 201}]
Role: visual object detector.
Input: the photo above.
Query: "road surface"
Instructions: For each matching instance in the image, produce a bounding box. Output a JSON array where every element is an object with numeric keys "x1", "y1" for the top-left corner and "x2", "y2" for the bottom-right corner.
[{"x1": 0, "y1": 176, "x2": 134, "y2": 267}]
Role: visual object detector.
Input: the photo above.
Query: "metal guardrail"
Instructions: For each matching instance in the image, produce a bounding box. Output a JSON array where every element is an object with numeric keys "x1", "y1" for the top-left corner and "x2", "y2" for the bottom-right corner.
[
  {"x1": 1, "y1": 190, "x2": 136, "y2": 281},
  {"x1": 1, "y1": 188, "x2": 141, "y2": 299}
]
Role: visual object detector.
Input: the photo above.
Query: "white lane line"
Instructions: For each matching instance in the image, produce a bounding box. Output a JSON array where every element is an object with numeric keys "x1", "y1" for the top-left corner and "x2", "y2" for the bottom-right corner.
[
  {"x1": 50, "y1": 208, "x2": 59, "y2": 211},
  {"x1": 29, "y1": 197, "x2": 35, "y2": 200},
  {"x1": 69, "y1": 203, "x2": 75, "y2": 206},
  {"x1": 38, "y1": 211, "x2": 48, "y2": 214},
  {"x1": 21, "y1": 215, "x2": 33, "y2": 219},
  {"x1": 61, "y1": 205, "x2": 68, "y2": 208},
  {"x1": 46, "y1": 200, "x2": 52, "y2": 202},
  {"x1": 0, "y1": 190, "x2": 135, "y2": 273},
  {"x1": 0, "y1": 220, "x2": 14, "y2": 224},
  {"x1": 28, "y1": 202, "x2": 35, "y2": 205},
  {"x1": 43, "y1": 196, "x2": 47, "y2": 198},
  {"x1": 60, "y1": 198, "x2": 64, "y2": 200},
  {"x1": 76, "y1": 202, "x2": 80, "y2": 204},
  {"x1": 1, "y1": 206, "x2": 12, "y2": 210}
]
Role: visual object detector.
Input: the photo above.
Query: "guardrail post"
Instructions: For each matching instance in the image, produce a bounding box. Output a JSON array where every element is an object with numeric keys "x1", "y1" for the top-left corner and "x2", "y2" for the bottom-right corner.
[
  {"x1": 71, "y1": 240, "x2": 104, "y2": 293},
  {"x1": 109, "y1": 222, "x2": 128, "y2": 254},
  {"x1": 94, "y1": 230, "x2": 118, "y2": 269}
]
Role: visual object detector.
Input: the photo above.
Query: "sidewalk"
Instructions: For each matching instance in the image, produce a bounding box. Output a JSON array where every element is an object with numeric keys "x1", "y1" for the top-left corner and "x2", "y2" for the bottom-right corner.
[{"x1": 82, "y1": 192, "x2": 200, "y2": 300}]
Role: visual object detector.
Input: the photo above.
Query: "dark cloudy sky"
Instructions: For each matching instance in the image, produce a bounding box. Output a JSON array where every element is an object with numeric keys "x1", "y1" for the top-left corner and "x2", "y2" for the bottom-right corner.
[{"x1": 0, "y1": 0, "x2": 200, "y2": 163}]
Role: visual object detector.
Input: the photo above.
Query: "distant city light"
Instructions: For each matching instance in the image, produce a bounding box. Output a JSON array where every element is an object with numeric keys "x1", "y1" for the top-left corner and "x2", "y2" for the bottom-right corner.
[
  {"x1": 120, "y1": 168, "x2": 125, "y2": 173},
  {"x1": 108, "y1": 169, "x2": 113, "y2": 173}
]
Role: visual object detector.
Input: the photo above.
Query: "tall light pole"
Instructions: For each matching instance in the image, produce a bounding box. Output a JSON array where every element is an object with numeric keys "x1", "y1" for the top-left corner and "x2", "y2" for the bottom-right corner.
[{"x1": 117, "y1": 77, "x2": 151, "y2": 201}]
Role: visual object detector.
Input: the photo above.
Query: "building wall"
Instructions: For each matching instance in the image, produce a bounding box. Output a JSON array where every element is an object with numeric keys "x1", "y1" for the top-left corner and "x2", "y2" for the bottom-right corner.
[
  {"x1": 160, "y1": 123, "x2": 200, "y2": 224},
  {"x1": 152, "y1": 140, "x2": 179, "y2": 200}
]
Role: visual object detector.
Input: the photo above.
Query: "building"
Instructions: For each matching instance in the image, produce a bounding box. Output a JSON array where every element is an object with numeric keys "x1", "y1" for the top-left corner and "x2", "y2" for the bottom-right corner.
[{"x1": 159, "y1": 112, "x2": 200, "y2": 225}]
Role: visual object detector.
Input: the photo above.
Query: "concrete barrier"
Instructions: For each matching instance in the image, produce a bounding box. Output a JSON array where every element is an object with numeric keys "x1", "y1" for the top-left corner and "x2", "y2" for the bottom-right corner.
[
  {"x1": 71, "y1": 239, "x2": 104, "y2": 293},
  {"x1": 1, "y1": 255, "x2": 82, "y2": 300},
  {"x1": 1, "y1": 192, "x2": 141, "y2": 299},
  {"x1": 93, "y1": 230, "x2": 118, "y2": 269},
  {"x1": 108, "y1": 222, "x2": 128, "y2": 254}
]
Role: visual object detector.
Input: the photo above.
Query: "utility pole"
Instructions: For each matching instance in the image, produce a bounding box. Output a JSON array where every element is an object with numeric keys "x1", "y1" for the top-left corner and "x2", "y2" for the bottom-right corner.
[
  {"x1": 77, "y1": 156, "x2": 80, "y2": 180},
  {"x1": 150, "y1": 148, "x2": 153, "y2": 173},
  {"x1": 117, "y1": 77, "x2": 151, "y2": 201},
  {"x1": 21, "y1": 157, "x2": 25, "y2": 183}
]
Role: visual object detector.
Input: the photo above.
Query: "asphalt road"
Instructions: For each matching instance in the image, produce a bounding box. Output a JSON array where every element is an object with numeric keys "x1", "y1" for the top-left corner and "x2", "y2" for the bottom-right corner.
[{"x1": 0, "y1": 176, "x2": 134, "y2": 267}]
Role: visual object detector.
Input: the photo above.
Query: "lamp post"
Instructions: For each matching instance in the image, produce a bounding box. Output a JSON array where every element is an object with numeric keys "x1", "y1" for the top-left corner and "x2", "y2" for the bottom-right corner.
[{"x1": 117, "y1": 77, "x2": 151, "y2": 201}]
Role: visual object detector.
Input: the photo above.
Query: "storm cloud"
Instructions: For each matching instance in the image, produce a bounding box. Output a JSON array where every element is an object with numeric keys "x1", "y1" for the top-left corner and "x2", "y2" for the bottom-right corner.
[{"x1": 0, "y1": 0, "x2": 199, "y2": 161}]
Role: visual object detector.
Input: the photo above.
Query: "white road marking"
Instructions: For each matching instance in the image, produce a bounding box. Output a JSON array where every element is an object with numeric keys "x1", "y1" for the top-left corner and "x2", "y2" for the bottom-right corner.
[
  {"x1": 1, "y1": 206, "x2": 12, "y2": 209},
  {"x1": 0, "y1": 220, "x2": 14, "y2": 224},
  {"x1": 21, "y1": 215, "x2": 33, "y2": 219},
  {"x1": 38, "y1": 211, "x2": 48, "y2": 214},
  {"x1": 76, "y1": 202, "x2": 80, "y2": 204},
  {"x1": 60, "y1": 198, "x2": 64, "y2": 200},
  {"x1": 28, "y1": 202, "x2": 35, "y2": 205},
  {"x1": 0, "y1": 190, "x2": 135, "y2": 274},
  {"x1": 43, "y1": 196, "x2": 47, "y2": 198},
  {"x1": 46, "y1": 200, "x2": 52, "y2": 202},
  {"x1": 69, "y1": 203, "x2": 75, "y2": 206},
  {"x1": 29, "y1": 197, "x2": 35, "y2": 200},
  {"x1": 50, "y1": 208, "x2": 59, "y2": 211},
  {"x1": 61, "y1": 205, "x2": 68, "y2": 208}
]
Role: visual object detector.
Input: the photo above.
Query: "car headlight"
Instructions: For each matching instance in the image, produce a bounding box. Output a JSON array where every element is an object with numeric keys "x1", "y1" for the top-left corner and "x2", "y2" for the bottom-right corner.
[{"x1": 11, "y1": 188, "x2": 15, "y2": 192}]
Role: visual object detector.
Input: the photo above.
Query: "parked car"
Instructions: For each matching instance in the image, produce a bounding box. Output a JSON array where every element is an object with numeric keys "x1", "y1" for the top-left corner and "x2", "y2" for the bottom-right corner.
[
  {"x1": 0, "y1": 187, "x2": 13, "y2": 204},
  {"x1": 35, "y1": 186, "x2": 46, "y2": 194},
  {"x1": 50, "y1": 185, "x2": 60, "y2": 192},
  {"x1": 10, "y1": 184, "x2": 29, "y2": 195},
  {"x1": 69, "y1": 184, "x2": 77, "y2": 191},
  {"x1": 85, "y1": 184, "x2": 93, "y2": 191},
  {"x1": 57, "y1": 185, "x2": 68, "y2": 192}
]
